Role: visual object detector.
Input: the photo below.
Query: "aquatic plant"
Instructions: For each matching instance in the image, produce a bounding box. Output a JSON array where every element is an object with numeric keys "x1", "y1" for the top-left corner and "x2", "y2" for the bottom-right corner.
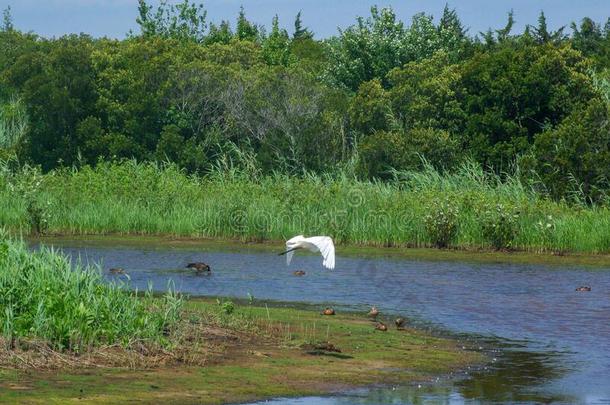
[
  {"x1": 0, "y1": 159, "x2": 609, "y2": 253},
  {"x1": 0, "y1": 232, "x2": 183, "y2": 352}
]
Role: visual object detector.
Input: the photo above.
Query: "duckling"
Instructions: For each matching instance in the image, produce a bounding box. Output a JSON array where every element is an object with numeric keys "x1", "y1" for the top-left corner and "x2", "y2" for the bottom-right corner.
[
  {"x1": 293, "y1": 270, "x2": 306, "y2": 276},
  {"x1": 186, "y1": 262, "x2": 211, "y2": 272},
  {"x1": 109, "y1": 267, "x2": 125, "y2": 275},
  {"x1": 375, "y1": 322, "x2": 388, "y2": 332},
  {"x1": 575, "y1": 286, "x2": 591, "y2": 292},
  {"x1": 368, "y1": 306, "x2": 379, "y2": 319},
  {"x1": 395, "y1": 317, "x2": 406, "y2": 329},
  {"x1": 321, "y1": 307, "x2": 335, "y2": 316}
]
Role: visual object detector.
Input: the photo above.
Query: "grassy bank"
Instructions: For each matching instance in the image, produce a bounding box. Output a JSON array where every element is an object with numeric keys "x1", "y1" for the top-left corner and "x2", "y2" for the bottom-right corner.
[
  {"x1": 0, "y1": 233, "x2": 182, "y2": 357},
  {"x1": 1, "y1": 160, "x2": 609, "y2": 254},
  {"x1": 0, "y1": 298, "x2": 482, "y2": 404}
]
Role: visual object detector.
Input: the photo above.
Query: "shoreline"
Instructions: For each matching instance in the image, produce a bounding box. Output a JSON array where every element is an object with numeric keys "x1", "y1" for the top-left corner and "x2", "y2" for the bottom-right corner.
[{"x1": 0, "y1": 300, "x2": 484, "y2": 404}]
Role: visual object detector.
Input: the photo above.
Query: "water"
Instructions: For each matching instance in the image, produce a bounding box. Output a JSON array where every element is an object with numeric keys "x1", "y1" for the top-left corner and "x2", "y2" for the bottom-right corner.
[{"x1": 37, "y1": 241, "x2": 610, "y2": 404}]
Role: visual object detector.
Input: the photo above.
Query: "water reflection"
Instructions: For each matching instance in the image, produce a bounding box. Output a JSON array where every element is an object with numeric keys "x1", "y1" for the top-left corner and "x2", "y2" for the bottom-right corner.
[{"x1": 32, "y1": 241, "x2": 610, "y2": 404}]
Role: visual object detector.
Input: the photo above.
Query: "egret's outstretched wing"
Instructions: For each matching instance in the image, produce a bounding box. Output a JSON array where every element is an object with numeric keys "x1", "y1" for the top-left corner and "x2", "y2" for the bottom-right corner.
[
  {"x1": 284, "y1": 235, "x2": 304, "y2": 266},
  {"x1": 305, "y1": 236, "x2": 335, "y2": 270}
]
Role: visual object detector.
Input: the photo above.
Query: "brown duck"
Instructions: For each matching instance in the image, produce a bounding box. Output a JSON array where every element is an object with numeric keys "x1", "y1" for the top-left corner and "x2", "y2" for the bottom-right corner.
[
  {"x1": 395, "y1": 317, "x2": 406, "y2": 329},
  {"x1": 186, "y1": 262, "x2": 211, "y2": 272},
  {"x1": 375, "y1": 322, "x2": 388, "y2": 332},
  {"x1": 575, "y1": 286, "x2": 591, "y2": 292},
  {"x1": 321, "y1": 307, "x2": 335, "y2": 316},
  {"x1": 368, "y1": 306, "x2": 379, "y2": 319},
  {"x1": 109, "y1": 267, "x2": 125, "y2": 275},
  {"x1": 293, "y1": 270, "x2": 306, "y2": 276}
]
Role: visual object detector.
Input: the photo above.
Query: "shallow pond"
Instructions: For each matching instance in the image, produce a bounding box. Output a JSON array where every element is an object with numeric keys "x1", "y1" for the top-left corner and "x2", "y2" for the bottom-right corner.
[{"x1": 35, "y1": 240, "x2": 610, "y2": 404}]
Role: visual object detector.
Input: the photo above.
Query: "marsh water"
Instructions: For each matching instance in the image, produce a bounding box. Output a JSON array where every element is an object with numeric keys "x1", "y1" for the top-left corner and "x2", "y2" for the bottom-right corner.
[{"x1": 35, "y1": 240, "x2": 610, "y2": 404}]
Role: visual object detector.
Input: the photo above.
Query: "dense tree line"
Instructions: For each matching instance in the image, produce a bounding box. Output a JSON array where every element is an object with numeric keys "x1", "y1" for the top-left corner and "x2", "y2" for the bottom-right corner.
[{"x1": 0, "y1": 1, "x2": 609, "y2": 202}]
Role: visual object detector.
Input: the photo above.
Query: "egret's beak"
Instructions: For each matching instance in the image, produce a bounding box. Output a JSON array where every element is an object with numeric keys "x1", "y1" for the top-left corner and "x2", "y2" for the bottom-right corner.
[{"x1": 278, "y1": 247, "x2": 298, "y2": 256}]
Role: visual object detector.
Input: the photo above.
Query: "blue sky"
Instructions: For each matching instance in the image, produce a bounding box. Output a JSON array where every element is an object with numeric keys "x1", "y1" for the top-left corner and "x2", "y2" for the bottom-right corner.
[{"x1": 0, "y1": 0, "x2": 608, "y2": 39}]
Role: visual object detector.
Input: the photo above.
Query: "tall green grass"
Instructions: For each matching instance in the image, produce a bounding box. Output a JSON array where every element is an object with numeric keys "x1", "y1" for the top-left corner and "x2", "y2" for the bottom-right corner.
[
  {"x1": 0, "y1": 232, "x2": 182, "y2": 352},
  {"x1": 1, "y1": 159, "x2": 609, "y2": 254}
]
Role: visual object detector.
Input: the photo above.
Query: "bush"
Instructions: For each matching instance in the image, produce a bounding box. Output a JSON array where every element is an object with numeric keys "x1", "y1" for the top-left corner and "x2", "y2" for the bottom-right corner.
[
  {"x1": 480, "y1": 204, "x2": 519, "y2": 250},
  {"x1": 424, "y1": 199, "x2": 459, "y2": 248}
]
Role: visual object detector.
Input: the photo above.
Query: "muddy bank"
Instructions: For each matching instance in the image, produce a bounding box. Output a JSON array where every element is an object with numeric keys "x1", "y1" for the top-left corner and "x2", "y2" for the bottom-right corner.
[{"x1": 0, "y1": 300, "x2": 482, "y2": 404}]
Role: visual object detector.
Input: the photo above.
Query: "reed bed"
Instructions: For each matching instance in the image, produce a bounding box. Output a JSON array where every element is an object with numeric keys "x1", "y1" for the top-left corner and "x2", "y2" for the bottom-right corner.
[
  {"x1": 1, "y1": 160, "x2": 609, "y2": 254},
  {"x1": 0, "y1": 232, "x2": 183, "y2": 354}
]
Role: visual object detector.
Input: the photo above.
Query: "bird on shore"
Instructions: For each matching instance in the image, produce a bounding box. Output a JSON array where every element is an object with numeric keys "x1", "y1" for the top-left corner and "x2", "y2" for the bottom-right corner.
[
  {"x1": 109, "y1": 267, "x2": 125, "y2": 275},
  {"x1": 395, "y1": 317, "x2": 406, "y2": 329},
  {"x1": 279, "y1": 235, "x2": 335, "y2": 270},
  {"x1": 186, "y1": 262, "x2": 211, "y2": 273},
  {"x1": 368, "y1": 306, "x2": 379, "y2": 319},
  {"x1": 575, "y1": 286, "x2": 591, "y2": 292},
  {"x1": 321, "y1": 307, "x2": 335, "y2": 316},
  {"x1": 375, "y1": 322, "x2": 388, "y2": 332}
]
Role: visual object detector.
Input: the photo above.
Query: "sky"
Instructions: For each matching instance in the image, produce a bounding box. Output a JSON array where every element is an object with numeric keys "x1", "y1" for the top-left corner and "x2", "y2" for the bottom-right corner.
[{"x1": 0, "y1": 0, "x2": 608, "y2": 39}]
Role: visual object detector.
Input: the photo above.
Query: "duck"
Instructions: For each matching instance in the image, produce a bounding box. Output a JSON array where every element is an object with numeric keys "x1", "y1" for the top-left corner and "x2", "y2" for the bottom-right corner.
[
  {"x1": 109, "y1": 267, "x2": 125, "y2": 275},
  {"x1": 186, "y1": 262, "x2": 211, "y2": 272},
  {"x1": 375, "y1": 322, "x2": 388, "y2": 332},
  {"x1": 314, "y1": 342, "x2": 341, "y2": 353},
  {"x1": 575, "y1": 286, "x2": 591, "y2": 292},
  {"x1": 321, "y1": 307, "x2": 335, "y2": 316},
  {"x1": 293, "y1": 270, "x2": 306, "y2": 276},
  {"x1": 395, "y1": 317, "x2": 406, "y2": 329},
  {"x1": 368, "y1": 306, "x2": 379, "y2": 319}
]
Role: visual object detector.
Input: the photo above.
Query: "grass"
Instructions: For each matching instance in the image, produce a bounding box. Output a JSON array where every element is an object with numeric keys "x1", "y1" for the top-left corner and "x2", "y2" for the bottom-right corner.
[
  {"x1": 0, "y1": 233, "x2": 183, "y2": 355},
  {"x1": 0, "y1": 299, "x2": 483, "y2": 404},
  {"x1": 1, "y1": 159, "x2": 609, "y2": 254}
]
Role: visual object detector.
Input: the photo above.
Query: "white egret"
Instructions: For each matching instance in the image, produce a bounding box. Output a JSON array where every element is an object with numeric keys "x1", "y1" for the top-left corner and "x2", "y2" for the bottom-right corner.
[{"x1": 279, "y1": 235, "x2": 335, "y2": 270}]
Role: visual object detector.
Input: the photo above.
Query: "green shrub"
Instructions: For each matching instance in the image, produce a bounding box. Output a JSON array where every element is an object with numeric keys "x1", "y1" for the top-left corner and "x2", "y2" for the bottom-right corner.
[
  {"x1": 481, "y1": 204, "x2": 519, "y2": 250},
  {"x1": 424, "y1": 199, "x2": 459, "y2": 248}
]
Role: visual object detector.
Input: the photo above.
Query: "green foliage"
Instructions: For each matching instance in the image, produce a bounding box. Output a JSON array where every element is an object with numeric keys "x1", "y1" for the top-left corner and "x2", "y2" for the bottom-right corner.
[
  {"x1": 523, "y1": 98, "x2": 610, "y2": 203},
  {"x1": 349, "y1": 79, "x2": 391, "y2": 135},
  {"x1": 424, "y1": 198, "x2": 459, "y2": 248},
  {"x1": 357, "y1": 128, "x2": 460, "y2": 179},
  {"x1": 0, "y1": 233, "x2": 183, "y2": 351},
  {"x1": 0, "y1": 3, "x2": 608, "y2": 204},
  {"x1": 136, "y1": 0, "x2": 208, "y2": 42},
  {"x1": 0, "y1": 160, "x2": 609, "y2": 253},
  {"x1": 480, "y1": 204, "x2": 520, "y2": 250}
]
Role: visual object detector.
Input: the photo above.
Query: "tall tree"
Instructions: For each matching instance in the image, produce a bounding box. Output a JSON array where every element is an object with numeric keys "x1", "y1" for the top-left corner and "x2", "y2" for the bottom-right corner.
[
  {"x1": 2, "y1": 6, "x2": 13, "y2": 32},
  {"x1": 236, "y1": 6, "x2": 259, "y2": 41},
  {"x1": 293, "y1": 11, "x2": 313, "y2": 40},
  {"x1": 135, "y1": 0, "x2": 207, "y2": 42}
]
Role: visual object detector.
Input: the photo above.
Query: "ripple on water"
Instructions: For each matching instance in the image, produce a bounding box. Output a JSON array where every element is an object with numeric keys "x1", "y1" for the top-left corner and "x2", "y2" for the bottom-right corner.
[{"x1": 34, "y1": 242, "x2": 610, "y2": 404}]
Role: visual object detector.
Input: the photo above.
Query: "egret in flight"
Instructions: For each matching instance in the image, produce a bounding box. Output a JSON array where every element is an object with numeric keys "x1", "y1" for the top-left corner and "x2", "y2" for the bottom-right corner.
[{"x1": 279, "y1": 235, "x2": 335, "y2": 270}]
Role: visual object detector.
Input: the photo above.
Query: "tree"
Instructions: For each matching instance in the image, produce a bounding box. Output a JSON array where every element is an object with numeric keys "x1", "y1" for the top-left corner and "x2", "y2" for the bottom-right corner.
[
  {"x1": 2, "y1": 6, "x2": 13, "y2": 32},
  {"x1": 387, "y1": 52, "x2": 464, "y2": 134},
  {"x1": 136, "y1": 0, "x2": 207, "y2": 42},
  {"x1": 459, "y1": 44, "x2": 595, "y2": 171},
  {"x1": 326, "y1": 6, "x2": 408, "y2": 91},
  {"x1": 236, "y1": 6, "x2": 259, "y2": 42},
  {"x1": 530, "y1": 11, "x2": 565, "y2": 44},
  {"x1": 524, "y1": 98, "x2": 610, "y2": 202},
  {"x1": 293, "y1": 11, "x2": 312, "y2": 40},
  {"x1": 5, "y1": 35, "x2": 98, "y2": 169},
  {"x1": 348, "y1": 79, "x2": 391, "y2": 135},
  {"x1": 262, "y1": 15, "x2": 291, "y2": 66},
  {"x1": 205, "y1": 20, "x2": 233, "y2": 45}
]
